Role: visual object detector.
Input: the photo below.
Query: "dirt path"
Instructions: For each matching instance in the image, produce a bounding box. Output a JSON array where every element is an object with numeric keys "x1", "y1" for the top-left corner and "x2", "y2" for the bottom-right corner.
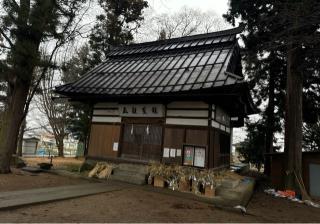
[{"x1": 0, "y1": 186, "x2": 319, "y2": 222}]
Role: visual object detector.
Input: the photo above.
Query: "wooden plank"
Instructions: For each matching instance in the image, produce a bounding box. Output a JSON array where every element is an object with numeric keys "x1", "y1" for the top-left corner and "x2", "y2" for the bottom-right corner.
[
  {"x1": 185, "y1": 129, "x2": 208, "y2": 146},
  {"x1": 88, "y1": 124, "x2": 121, "y2": 158}
]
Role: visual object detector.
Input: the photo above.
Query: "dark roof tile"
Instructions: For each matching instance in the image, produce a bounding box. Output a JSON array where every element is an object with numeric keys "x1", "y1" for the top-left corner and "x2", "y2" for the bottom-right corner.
[{"x1": 56, "y1": 26, "x2": 244, "y2": 96}]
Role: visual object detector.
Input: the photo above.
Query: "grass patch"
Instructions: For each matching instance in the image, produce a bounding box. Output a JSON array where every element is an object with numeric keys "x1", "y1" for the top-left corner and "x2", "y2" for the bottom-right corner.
[{"x1": 64, "y1": 164, "x2": 82, "y2": 173}]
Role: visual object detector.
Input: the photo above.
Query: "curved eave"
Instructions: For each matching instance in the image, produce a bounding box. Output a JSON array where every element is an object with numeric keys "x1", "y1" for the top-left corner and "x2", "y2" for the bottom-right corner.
[{"x1": 55, "y1": 82, "x2": 257, "y2": 116}]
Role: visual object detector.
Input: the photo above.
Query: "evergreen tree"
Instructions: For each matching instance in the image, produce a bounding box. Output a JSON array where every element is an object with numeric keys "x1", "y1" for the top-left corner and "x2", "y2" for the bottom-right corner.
[
  {"x1": 225, "y1": 0, "x2": 320, "y2": 189},
  {"x1": 61, "y1": 45, "x2": 93, "y2": 155},
  {"x1": 303, "y1": 122, "x2": 320, "y2": 151},
  {"x1": 89, "y1": 0, "x2": 148, "y2": 63},
  {"x1": 236, "y1": 121, "x2": 267, "y2": 171}
]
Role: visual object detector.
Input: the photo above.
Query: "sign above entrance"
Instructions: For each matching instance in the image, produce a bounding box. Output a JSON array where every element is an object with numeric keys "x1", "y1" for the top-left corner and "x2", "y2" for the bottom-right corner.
[{"x1": 119, "y1": 104, "x2": 165, "y2": 117}]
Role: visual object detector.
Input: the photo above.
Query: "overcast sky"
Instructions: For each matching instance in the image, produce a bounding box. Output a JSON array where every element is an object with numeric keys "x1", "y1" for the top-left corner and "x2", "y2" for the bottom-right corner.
[
  {"x1": 148, "y1": 0, "x2": 228, "y2": 16},
  {"x1": 27, "y1": 0, "x2": 249, "y2": 145},
  {"x1": 148, "y1": 0, "x2": 229, "y2": 16}
]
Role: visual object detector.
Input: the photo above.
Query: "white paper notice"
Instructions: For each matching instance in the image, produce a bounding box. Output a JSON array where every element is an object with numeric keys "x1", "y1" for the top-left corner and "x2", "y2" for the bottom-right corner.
[
  {"x1": 163, "y1": 148, "x2": 170, "y2": 158},
  {"x1": 113, "y1": 142, "x2": 119, "y2": 151},
  {"x1": 176, "y1": 149, "x2": 181, "y2": 157},
  {"x1": 170, "y1": 148, "x2": 176, "y2": 157},
  {"x1": 194, "y1": 147, "x2": 205, "y2": 167}
]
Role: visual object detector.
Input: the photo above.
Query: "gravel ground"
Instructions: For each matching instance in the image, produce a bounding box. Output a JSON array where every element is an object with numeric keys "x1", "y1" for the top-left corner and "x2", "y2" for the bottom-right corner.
[
  {"x1": 23, "y1": 157, "x2": 84, "y2": 170},
  {"x1": 0, "y1": 162, "x2": 319, "y2": 223},
  {"x1": 0, "y1": 171, "x2": 319, "y2": 223}
]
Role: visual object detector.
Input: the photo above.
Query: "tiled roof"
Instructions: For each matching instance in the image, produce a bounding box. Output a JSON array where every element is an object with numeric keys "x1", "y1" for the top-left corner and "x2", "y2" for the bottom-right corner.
[{"x1": 56, "y1": 26, "x2": 244, "y2": 96}]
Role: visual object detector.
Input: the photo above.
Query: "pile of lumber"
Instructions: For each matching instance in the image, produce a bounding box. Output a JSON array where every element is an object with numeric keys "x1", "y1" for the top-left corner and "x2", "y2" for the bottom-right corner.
[{"x1": 88, "y1": 162, "x2": 115, "y2": 179}]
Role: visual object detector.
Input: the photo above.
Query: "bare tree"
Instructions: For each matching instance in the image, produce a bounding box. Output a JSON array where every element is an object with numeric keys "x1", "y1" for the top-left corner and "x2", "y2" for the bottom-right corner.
[
  {"x1": 0, "y1": 0, "x2": 92, "y2": 172},
  {"x1": 37, "y1": 69, "x2": 71, "y2": 157},
  {"x1": 135, "y1": 7, "x2": 229, "y2": 42}
]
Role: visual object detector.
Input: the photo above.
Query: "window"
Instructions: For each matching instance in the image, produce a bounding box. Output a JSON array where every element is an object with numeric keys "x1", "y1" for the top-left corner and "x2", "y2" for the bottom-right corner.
[{"x1": 183, "y1": 145, "x2": 206, "y2": 168}]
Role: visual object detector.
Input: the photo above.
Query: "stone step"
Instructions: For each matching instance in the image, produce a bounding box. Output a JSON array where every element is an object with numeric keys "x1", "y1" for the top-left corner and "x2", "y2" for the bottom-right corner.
[
  {"x1": 117, "y1": 163, "x2": 149, "y2": 174},
  {"x1": 216, "y1": 187, "x2": 242, "y2": 200},
  {"x1": 109, "y1": 171, "x2": 146, "y2": 185},
  {"x1": 112, "y1": 169, "x2": 145, "y2": 177}
]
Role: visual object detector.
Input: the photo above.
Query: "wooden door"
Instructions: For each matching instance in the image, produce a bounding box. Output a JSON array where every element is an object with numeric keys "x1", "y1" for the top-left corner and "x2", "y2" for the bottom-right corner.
[
  {"x1": 88, "y1": 124, "x2": 120, "y2": 158},
  {"x1": 121, "y1": 123, "x2": 162, "y2": 161}
]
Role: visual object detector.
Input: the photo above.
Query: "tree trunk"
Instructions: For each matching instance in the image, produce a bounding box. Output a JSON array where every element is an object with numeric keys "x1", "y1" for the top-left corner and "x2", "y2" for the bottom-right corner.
[
  {"x1": 284, "y1": 46, "x2": 303, "y2": 190},
  {"x1": 83, "y1": 139, "x2": 88, "y2": 157},
  {"x1": 0, "y1": 82, "x2": 30, "y2": 173},
  {"x1": 264, "y1": 61, "x2": 276, "y2": 175},
  {"x1": 17, "y1": 118, "x2": 27, "y2": 157},
  {"x1": 56, "y1": 138, "x2": 64, "y2": 157}
]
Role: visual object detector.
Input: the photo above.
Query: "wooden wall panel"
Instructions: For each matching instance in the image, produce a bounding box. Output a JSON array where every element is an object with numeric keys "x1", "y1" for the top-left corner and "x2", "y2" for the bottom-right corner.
[
  {"x1": 163, "y1": 127, "x2": 185, "y2": 148},
  {"x1": 88, "y1": 124, "x2": 120, "y2": 158},
  {"x1": 208, "y1": 129, "x2": 215, "y2": 168},
  {"x1": 185, "y1": 129, "x2": 208, "y2": 146},
  {"x1": 302, "y1": 153, "x2": 320, "y2": 195},
  {"x1": 269, "y1": 152, "x2": 320, "y2": 197},
  {"x1": 213, "y1": 130, "x2": 220, "y2": 167},
  {"x1": 163, "y1": 127, "x2": 185, "y2": 164}
]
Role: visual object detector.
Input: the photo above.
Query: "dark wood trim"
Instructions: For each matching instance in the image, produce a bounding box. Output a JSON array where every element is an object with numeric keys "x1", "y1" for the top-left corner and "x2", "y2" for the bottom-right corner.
[
  {"x1": 207, "y1": 103, "x2": 213, "y2": 168},
  {"x1": 118, "y1": 123, "x2": 125, "y2": 158},
  {"x1": 209, "y1": 125, "x2": 231, "y2": 135},
  {"x1": 93, "y1": 107, "x2": 119, "y2": 110},
  {"x1": 91, "y1": 122, "x2": 122, "y2": 125},
  {"x1": 122, "y1": 117, "x2": 165, "y2": 124},
  {"x1": 85, "y1": 104, "x2": 94, "y2": 157},
  {"x1": 164, "y1": 124, "x2": 209, "y2": 130},
  {"x1": 160, "y1": 104, "x2": 168, "y2": 163}
]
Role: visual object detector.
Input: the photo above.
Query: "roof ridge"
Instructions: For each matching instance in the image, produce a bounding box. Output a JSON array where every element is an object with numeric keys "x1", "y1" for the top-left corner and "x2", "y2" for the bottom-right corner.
[{"x1": 111, "y1": 25, "x2": 244, "y2": 51}]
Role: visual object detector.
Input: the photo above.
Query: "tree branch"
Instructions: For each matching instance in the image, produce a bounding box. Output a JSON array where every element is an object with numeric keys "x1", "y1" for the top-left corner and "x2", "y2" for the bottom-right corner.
[{"x1": 0, "y1": 27, "x2": 14, "y2": 47}]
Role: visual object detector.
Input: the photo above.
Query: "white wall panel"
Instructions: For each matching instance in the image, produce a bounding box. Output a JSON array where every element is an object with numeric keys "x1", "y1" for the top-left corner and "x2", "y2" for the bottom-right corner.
[
  {"x1": 212, "y1": 120, "x2": 220, "y2": 128},
  {"x1": 166, "y1": 118, "x2": 208, "y2": 126},
  {"x1": 167, "y1": 101, "x2": 208, "y2": 109},
  {"x1": 92, "y1": 116, "x2": 121, "y2": 123},
  {"x1": 93, "y1": 109, "x2": 119, "y2": 116}
]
